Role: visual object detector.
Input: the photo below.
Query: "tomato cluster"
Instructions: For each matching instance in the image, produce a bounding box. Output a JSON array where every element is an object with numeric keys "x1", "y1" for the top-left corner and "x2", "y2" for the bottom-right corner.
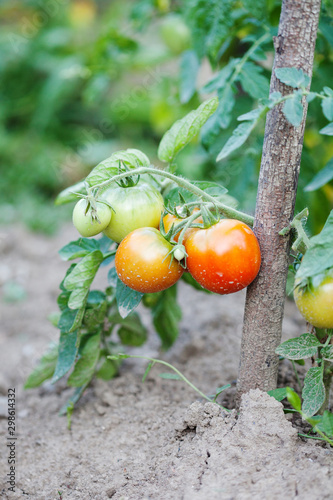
[{"x1": 72, "y1": 184, "x2": 261, "y2": 295}]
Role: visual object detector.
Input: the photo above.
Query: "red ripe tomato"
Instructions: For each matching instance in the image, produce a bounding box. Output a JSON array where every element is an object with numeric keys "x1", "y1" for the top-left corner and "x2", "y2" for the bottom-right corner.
[
  {"x1": 184, "y1": 219, "x2": 261, "y2": 294},
  {"x1": 115, "y1": 227, "x2": 184, "y2": 293}
]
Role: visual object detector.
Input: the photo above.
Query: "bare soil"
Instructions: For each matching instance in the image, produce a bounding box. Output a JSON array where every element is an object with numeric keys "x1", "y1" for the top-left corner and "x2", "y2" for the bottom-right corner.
[{"x1": 0, "y1": 225, "x2": 332, "y2": 500}]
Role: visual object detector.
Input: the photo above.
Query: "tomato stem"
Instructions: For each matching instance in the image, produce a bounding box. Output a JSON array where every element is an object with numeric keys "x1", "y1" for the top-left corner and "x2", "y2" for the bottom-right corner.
[
  {"x1": 94, "y1": 167, "x2": 254, "y2": 226},
  {"x1": 108, "y1": 354, "x2": 231, "y2": 411}
]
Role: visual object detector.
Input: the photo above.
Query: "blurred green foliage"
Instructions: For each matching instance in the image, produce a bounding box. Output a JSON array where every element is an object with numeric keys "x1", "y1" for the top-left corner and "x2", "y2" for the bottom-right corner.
[{"x1": 0, "y1": 0, "x2": 332, "y2": 233}]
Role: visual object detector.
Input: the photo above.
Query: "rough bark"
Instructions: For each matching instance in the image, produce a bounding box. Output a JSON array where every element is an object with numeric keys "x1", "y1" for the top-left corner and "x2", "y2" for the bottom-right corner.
[{"x1": 236, "y1": 0, "x2": 321, "y2": 402}]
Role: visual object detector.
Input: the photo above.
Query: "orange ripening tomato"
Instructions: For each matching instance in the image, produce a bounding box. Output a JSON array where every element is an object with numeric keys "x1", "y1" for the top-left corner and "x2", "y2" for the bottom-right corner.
[
  {"x1": 162, "y1": 207, "x2": 202, "y2": 242},
  {"x1": 184, "y1": 219, "x2": 261, "y2": 294},
  {"x1": 115, "y1": 227, "x2": 184, "y2": 293}
]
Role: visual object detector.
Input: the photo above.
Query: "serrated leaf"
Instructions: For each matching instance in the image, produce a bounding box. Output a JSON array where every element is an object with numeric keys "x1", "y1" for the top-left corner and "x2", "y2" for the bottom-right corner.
[
  {"x1": 109, "y1": 311, "x2": 147, "y2": 346},
  {"x1": 86, "y1": 149, "x2": 150, "y2": 187},
  {"x1": 322, "y1": 97, "x2": 333, "y2": 121},
  {"x1": 321, "y1": 345, "x2": 333, "y2": 361},
  {"x1": 180, "y1": 50, "x2": 200, "y2": 104},
  {"x1": 83, "y1": 296, "x2": 107, "y2": 328},
  {"x1": 159, "y1": 373, "x2": 182, "y2": 380},
  {"x1": 59, "y1": 238, "x2": 100, "y2": 261},
  {"x1": 302, "y1": 367, "x2": 325, "y2": 417},
  {"x1": 24, "y1": 343, "x2": 58, "y2": 389},
  {"x1": 116, "y1": 279, "x2": 143, "y2": 318},
  {"x1": 158, "y1": 98, "x2": 219, "y2": 162},
  {"x1": 55, "y1": 180, "x2": 86, "y2": 206},
  {"x1": 286, "y1": 386, "x2": 301, "y2": 411},
  {"x1": 275, "y1": 333, "x2": 321, "y2": 360},
  {"x1": 216, "y1": 120, "x2": 258, "y2": 161},
  {"x1": 304, "y1": 157, "x2": 333, "y2": 192},
  {"x1": 320, "y1": 122, "x2": 333, "y2": 135},
  {"x1": 64, "y1": 250, "x2": 103, "y2": 309},
  {"x1": 238, "y1": 62, "x2": 269, "y2": 99},
  {"x1": 68, "y1": 333, "x2": 101, "y2": 387},
  {"x1": 275, "y1": 67, "x2": 310, "y2": 88},
  {"x1": 51, "y1": 330, "x2": 79, "y2": 384},
  {"x1": 283, "y1": 95, "x2": 304, "y2": 127},
  {"x1": 151, "y1": 285, "x2": 182, "y2": 350},
  {"x1": 267, "y1": 387, "x2": 288, "y2": 402}
]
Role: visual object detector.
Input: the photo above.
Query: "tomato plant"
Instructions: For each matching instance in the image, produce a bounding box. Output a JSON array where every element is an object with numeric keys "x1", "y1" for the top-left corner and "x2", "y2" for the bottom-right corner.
[
  {"x1": 162, "y1": 207, "x2": 201, "y2": 242},
  {"x1": 184, "y1": 219, "x2": 261, "y2": 294},
  {"x1": 100, "y1": 181, "x2": 164, "y2": 243},
  {"x1": 72, "y1": 199, "x2": 112, "y2": 237},
  {"x1": 115, "y1": 227, "x2": 184, "y2": 293}
]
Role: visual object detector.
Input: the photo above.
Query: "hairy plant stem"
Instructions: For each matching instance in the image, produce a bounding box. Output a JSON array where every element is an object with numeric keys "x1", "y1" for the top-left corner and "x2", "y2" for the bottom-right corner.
[{"x1": 94, "y1": 167, "x2": 254, "y2": 226}]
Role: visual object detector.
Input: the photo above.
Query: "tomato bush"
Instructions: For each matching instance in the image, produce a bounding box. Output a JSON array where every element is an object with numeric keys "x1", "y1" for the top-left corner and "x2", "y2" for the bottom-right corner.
[
  {"x1": 294, "y1": 276, "x2": 333, "y2": 329},
  {"x1": 184, "y1": 219, "x2": 261, "y2": 294},
  {"x1": 115, "y1": 227, "x2": 184, "y2": 293},
  {"x1": 72, "y1": 199, "x2": 112, "y2": 237},
  {"x1": 100, "y1": 182, "x2": 164, "y2": 243}
]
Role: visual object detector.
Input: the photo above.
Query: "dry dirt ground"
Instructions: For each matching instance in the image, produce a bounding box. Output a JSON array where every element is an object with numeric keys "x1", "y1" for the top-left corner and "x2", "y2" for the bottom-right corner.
[{"x1": 0, "y1": 225, "x2": 332, "y2": 500}]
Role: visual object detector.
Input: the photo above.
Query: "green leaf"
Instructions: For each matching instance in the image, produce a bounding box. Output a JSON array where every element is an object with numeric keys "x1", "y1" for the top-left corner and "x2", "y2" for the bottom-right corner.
[
  {"x1": 67, "y1": 333, "x2": 101, "y2": 387},
  {"x1": 237, "y1": 108, "x2": 263, "y2": 121},
  {"x1": 304, "y1": 158, "x2": 333, "y2": 192},
  {"x1": 142, "y1": 361, "x2": 154, "y2": 383},
  {"x1": 216, "y1": 120, "x2": 259, "y2": 161},
  {"x1": 320, "y1": 122, "x2": 333, "y2": 135},
  {"x1": 275, "y1": 333, "x2": 321, "y2": 360},
  {"x1": 116, "y1": 279, "x2": 143, "y2": 318},
  {"x1": 158, "y1": 98, "x2": 219, "y2": 162},
  {"x1": 109, "y1": 312, "x2": 147, "y2": 347},
  {"x1": 267, "y1": 387, "x2": 288, "y2": 402},
  {"x1": 159, "y1": 373, "x2": 182, "y2": 380},
  {"x1": 275, "y1": 67, "x2": 310, "y2": 88},
  {"x1": 86, "y1": 149, "x2": 150, "y2": 187},
  {"x1": 321, "y1": 345, "x2": 333, "y2": 361},
  {"x1": 306, "y1": 92, "x2": 317, "y2": 103},
  {"x1": 317, "y1": 411, "x2": 333, "y2": 438},
  {"x1": 96, "y1": 358, "x2": 118, "y2": 380},
  {"x1": 283, "y1": 94, "x2": 304, "y2": 127},
  {"x1": 151, "y1": 285, "x2": 182, "y2": 350},
  {"x1": 180, "y1": 50, "x2": 200, "y2": 104},
  {"x1": 59, "y1": 385, "x2": 88, "y2": 416},
  {"x1": 321, "y1": 97, "x2": 333, "y2": 121},
  {"x1": 164, "y1": 181, "x2": 233, "y2": 207},
  {"x1": 302, "y1": 367, "x2": 325, "y2": 417},
  {"x1": 323, "y1": 86, "x2": 333, "y2": 97},
  {"x1": 59, "y1": 238, "x2": 101, "y2": 261},
  {"x1": 64, "y1": 250, "x2": 103, "y2": 309},
  {"x1": 238, "y1": 62, "x2": 269, "y2": 99},
  {"x1": 24, "y1": 343, "x2": 58, "y2": 389},
  {"x1": 295, "y1": 210, "x2": 333, "y2": 283},
  {"x1": 182, "y1": 272, "x2": 212, "y2": 293},
  {"x1": 286, "y1": 386, "x2": 301, "y2": 411},
  {"x1": 58, "y1": 307, "x2": 85, "y2": 334},
  {"x1": 51, "y1": 330, "x2": 79, "y2": 384},
  {"x1": 216, "y1": 84, "x2": 236, "y2": 129},
  {"x1": 55, "y1": 180, "x2": 86, "y2": 206}
]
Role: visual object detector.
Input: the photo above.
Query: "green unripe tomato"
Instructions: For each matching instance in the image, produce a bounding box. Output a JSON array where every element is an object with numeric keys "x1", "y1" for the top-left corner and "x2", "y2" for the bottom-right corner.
[
  {"x1": 294, "y1": 276, "x2": 333, "y2": 329},
  {"x1": 72, "y1": 199, "x2": 112, "y2": 237},
  {"x1": 160, "y1": 15, "x2": 191, "y2": 55},
  {"x1": 100, "y1": 182, "x2": 164, "y2": 243}
]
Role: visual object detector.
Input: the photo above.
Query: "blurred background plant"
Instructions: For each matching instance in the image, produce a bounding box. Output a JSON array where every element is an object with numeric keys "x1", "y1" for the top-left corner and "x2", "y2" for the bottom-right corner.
[{"x1": 1, "y1": 0, "x2": 332, "y2": 234}]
